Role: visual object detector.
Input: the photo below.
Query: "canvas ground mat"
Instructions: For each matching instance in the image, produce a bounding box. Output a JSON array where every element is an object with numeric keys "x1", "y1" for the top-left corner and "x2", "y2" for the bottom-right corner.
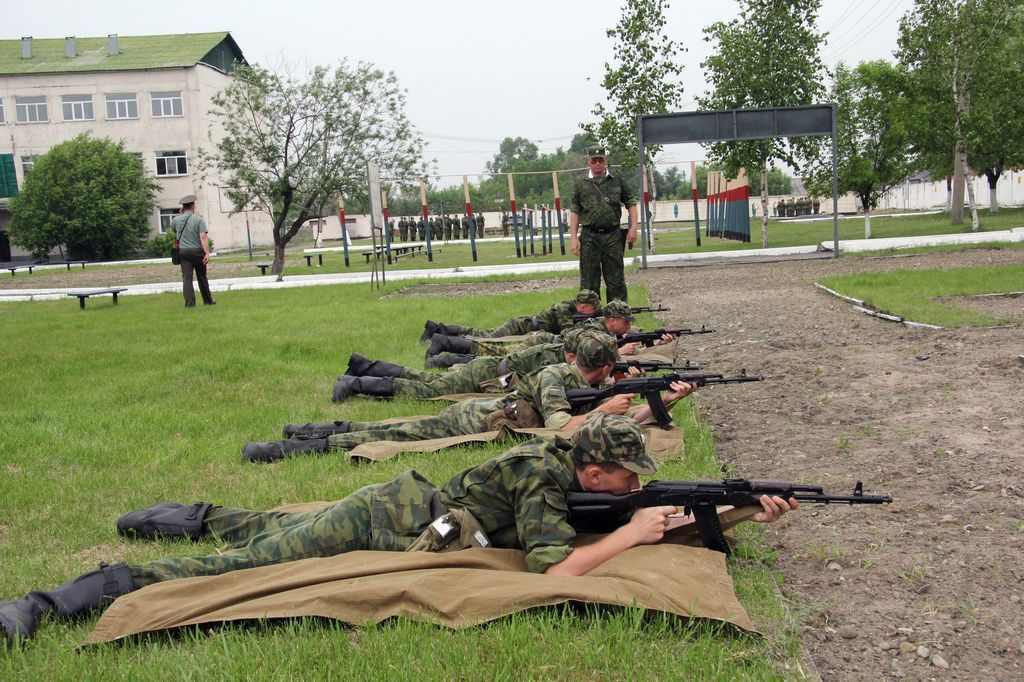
[
  {"x1": 346, "y1": 421, "x2": 684, "y2": 463},
  {"x1": 84, "y1": 539, "x2": 755, "y2": 647}
]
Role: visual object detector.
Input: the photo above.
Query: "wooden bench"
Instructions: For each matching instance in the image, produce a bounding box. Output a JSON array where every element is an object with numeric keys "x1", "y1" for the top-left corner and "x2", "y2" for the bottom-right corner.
[
  {"x1": 257, "y1": 263, "x2": 272, "y2": 275},
  {"x1": 55, "y1": 260, "x2": 88, "y2": 271},
  {"x1": 303, "y1": 254, "x2": 324, "y2": 267},
  {"x1": 6, "y1": 265, "x2": 34, "y2": 276},
  {"x1": 67, "y1": 287, "x2": 128, "y2": 310}
]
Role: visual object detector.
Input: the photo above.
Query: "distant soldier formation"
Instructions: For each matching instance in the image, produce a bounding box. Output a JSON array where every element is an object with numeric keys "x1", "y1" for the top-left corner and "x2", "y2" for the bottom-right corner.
[
  {"x1": 773, "y1": 197, "x2": 822, "y2": 217},
  {"x1": 392, "y1": 212, "x2": 490, "y2": 241}
]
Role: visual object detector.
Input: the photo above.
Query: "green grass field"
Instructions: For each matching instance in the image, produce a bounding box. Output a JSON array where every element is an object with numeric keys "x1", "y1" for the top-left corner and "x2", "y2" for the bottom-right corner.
[
  {"x1": 819, "y1": 264, "x2": 1024, "y2": 327},
  {"x1": 0, "y1": 284, "x2": 801, "y2": 679}
]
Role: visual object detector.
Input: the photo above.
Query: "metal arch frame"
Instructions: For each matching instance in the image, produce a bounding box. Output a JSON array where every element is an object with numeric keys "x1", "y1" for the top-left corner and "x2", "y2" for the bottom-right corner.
[{"x1": 635, "y1": 103, "x2": 840, "y2": 267}]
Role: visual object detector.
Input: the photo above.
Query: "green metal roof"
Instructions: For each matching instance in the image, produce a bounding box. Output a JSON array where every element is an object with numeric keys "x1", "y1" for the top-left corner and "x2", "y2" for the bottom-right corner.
[{"x1": 0, "y1": 32, "x2": 246, "y2": 77}]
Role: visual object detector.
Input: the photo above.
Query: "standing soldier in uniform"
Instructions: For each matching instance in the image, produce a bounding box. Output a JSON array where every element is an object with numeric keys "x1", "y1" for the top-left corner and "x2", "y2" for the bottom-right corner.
[
  {"x1": 477, "y1": 212, "x2": 485, "y2": 238},
  {"x1": 569, "y1": 147, "x2": 639, "y2": 303},
  {"x1": 399, "y1": 217, "x2": 408, "y2": 241}
]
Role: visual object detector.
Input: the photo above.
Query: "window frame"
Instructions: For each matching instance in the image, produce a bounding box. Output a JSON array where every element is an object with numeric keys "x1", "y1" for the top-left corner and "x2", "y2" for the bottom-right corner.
[
  {"x1": 151, "y1": 91, "x2": 184, "y2": 118},
  {"x1": 0, "y1": 98, "x2": 6, "y2": 124},
  {"x1": 158, "y1": 207, "x2": 180, "y2": 234},
  {"x1": 15, "y1": 96, "x2": 48, "y2": 124},
  {"x1": 105, "y1": 93, "x2": 139, "y2": 120},
  {"x1": 61, "y1": 94, "x2": 95, "y2": 122},
  {"x1": 155, "y1": 150, "x2": 188, "y2": 177}
]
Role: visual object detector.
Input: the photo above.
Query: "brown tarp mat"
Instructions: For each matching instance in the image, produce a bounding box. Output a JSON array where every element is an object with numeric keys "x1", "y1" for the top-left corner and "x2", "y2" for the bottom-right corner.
[
  {"x1": 84, "y1": 513, "x2": 758, "y2": 647},
  {"x1": 346, "y1": 420, "x2": 684, "y2": 463}
]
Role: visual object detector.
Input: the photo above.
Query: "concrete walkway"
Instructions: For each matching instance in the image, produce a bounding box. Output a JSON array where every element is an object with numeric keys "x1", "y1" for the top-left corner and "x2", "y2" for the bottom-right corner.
[{"x1": 2, "y1": 228, "x2": 1021, "y2": 303}]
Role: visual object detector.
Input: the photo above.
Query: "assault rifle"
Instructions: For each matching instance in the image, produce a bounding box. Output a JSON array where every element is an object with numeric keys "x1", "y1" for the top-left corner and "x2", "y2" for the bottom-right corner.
[
  {"x1": 565, "y1": 371, "x2": 762, "y2": 427},
  {"x1": 618, "y1": 325, "x2": 715, "y2": 348},
  {"x1": 612, "y1": 359, "x2": 702, "y2": 375},
  {"x1": 567, "y1": 479, "x2": 893, "y2": 554},
  {"x1": 571, "y1": 305, "x2": 670, "y2": 323}
]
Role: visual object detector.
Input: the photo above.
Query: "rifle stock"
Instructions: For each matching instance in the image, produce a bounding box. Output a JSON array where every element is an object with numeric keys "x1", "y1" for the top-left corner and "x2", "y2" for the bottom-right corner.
[{"x1": 567, "y1": 479, "x2": 893, "y2": 554}]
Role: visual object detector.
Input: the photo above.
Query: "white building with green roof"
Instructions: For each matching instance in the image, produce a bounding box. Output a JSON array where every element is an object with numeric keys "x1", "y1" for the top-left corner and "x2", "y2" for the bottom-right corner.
[{"x1": 0, "y1": 32, "x2": 274, "y2": 260}]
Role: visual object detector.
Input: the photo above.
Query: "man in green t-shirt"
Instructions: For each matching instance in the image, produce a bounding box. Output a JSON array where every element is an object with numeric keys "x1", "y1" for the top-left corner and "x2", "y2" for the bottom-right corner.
[{"x1": 171, "y1": 194, "x2": 215, "y2": 307}]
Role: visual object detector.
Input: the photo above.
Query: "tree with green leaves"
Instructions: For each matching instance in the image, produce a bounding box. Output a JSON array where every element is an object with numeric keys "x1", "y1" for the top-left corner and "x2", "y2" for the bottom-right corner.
[
  {"x1": 699, "y1": 0, "x2": 828, "y2": 247},
  {"x1": 897, "y1": 0, "x2": 1021, "y2": 229},
  {"x1": 8, "y1": 134, "x2": 157, "y2": 260},
  {"x1": 582, "y1": 0, "x2": 686, "y2": 170},
  {"x1": 203, "y1": 62, "x2": 425, "y2": 278},
  {"x1": 806, "y1": 61, "x2": 913, "y2": 238},
  {"x1": 486, "y1": 137, "x2": 540, "y2": 174}
]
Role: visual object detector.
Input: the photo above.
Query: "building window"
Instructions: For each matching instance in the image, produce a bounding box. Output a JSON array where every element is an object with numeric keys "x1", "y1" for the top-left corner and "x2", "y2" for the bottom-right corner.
[
  {"x1": 0, "y1": 99, "x2": 5, "y2": 124},
  {"x1": 105, "y1": 93, "x2": 138, "y2": 120},
  {"x1": 155, "y1": 151, "x2": 188, "y2": 176},
  {"x1": 151, "y1": 91, "x2": 183, "y2": 118},
  {"x1": 61, "y1": 94, "x2": 94, "y2": 122},
  {"x1": 21, "y1": 155, "x2": 39, "y2": 176},
  {"x1": 15, "y1": 96, "x2": 48, "y2": 123},
  {"x1": 158, "y1": 208, "x2": 180, "y2": 234}
]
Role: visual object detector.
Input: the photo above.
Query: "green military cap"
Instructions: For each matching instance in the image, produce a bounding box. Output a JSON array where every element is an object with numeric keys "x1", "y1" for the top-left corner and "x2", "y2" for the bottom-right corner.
[
  {"x1": 178, "y1": 194, "x2": 197, "y2": 205},
  {"x1": 573, "y1": 329, "x2": 618, "y2": 368},
  {"x1": 603, "y1": 299, "x2": 633, "y2": 322},
  {"x1": 574, "y1": 289, "x2": 601, "y2": 306},
  {"x1": 571, "y1": 413, "x2": 658, "y2": 475},
  {"x1": 587, "y1": 146, "x2": 607, "y2": 159}
]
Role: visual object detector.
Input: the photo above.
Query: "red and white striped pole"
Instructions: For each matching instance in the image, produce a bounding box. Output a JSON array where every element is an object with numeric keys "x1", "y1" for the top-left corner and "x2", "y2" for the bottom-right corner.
[
  {"x1": 552, "y1": 171, "x2": 565, "y2": 255},
  {"x1": 419, "y1": 178, "x2": 433, "y2": 262},
  {"x1": 508, "y1": 173, "x2": 521, "y2": 258},
  {"x1": 463, "y1": 175, "x2": 478, "y2": 262},
  {"x1": 338, "y1": 194, "x2": 350, "y2": 267},
  {"x1": 691, "y1": 160, "x2": 701, "y2": 247}
]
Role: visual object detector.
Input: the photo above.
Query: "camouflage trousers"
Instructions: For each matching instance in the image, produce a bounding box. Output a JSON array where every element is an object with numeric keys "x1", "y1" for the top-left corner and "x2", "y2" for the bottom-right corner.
[
  {"x1": 579, "y1": 228, "x2": 628, "y2": 303},
  {"x1": 469, "y1": 332, "x2": 559, "y2": 357},
  {"x1": 325, "y1": 395, "x2": 513, "y2": 451},
  {"x1": 393, "y1": 356, "x2": 506, "y2": 399},
  {"x1": 129, "y1": 471, "x2": 439, "y2": 587}
]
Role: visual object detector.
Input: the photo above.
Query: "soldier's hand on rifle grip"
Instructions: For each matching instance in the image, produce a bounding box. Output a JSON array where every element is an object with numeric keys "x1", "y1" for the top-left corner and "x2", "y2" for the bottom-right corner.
[
  {"x1": 619, "y1": 342, "x2": 640, "y2": 356},
  {"x1": 627, "y1": 506, "x2": 679, "y2": 544},
  {"x1": 597, "y1": 393, "x2": 635, "y2": 415},
  {"x1": 664, "y1": 380, "x2": 697, "y2": 403},
  {"x1": 655, "y1": 333, "x2": 677, "y2": 346},
  {"x1": 752, "y1": 495, "x2": 799, "y2": 523}
]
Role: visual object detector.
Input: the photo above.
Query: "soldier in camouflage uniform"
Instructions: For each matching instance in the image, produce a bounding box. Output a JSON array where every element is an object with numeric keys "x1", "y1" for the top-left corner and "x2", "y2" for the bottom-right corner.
[
  {"x1": 421, "y1": 289, "x2": 601, "y2": 342},
  {"x1": 476, "y1": 213, "x2": 485, "y2": 237},
  {"x1": 569, "y1": 146, "x2": 639, "y2": 303},
  {"x1": 399, "y1": 217, "x2": 409, "y2": 241},
  {"x1": 332, "y1": 328, "x2": 589, "y2": 403},
  {"x1": 2, "y1": 412, "x2": 797, "y2": 643},
  {"x1": 243, "y1": 330, "x2": 699, "y2": 462}
]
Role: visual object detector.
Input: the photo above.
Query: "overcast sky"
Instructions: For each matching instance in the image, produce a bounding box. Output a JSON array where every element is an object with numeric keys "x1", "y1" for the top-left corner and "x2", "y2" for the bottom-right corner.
[{"x1": 9, "y1": 0, "x2": 915, "y2": 185}]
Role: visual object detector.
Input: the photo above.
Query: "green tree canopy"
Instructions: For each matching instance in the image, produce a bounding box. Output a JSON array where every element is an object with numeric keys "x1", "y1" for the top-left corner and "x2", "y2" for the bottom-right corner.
[
  {"x1": 8, "y1": 134, "x2": 157, "y2": 260},
  {"x1": 203, "y1": 61, "x2": 425, "y2": 277},
  {"x1": 486, "y1": 137, "x2": 540, "y2": 174},
  {"x1": 699, "y1": 0, "x2": 827, "y2": 246},
  {"x1": 582, "y1": 0, "x2": 686, "y2": 169}
]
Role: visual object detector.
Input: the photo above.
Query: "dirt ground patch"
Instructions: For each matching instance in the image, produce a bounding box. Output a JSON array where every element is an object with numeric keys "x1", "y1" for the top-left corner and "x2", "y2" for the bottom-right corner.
[
  {"x1": 938, "y1": 292, "x2": 1024, "y2": 322},
  {"x1": 637, "y1": 247, "x2": 1023, "y2": 680}
]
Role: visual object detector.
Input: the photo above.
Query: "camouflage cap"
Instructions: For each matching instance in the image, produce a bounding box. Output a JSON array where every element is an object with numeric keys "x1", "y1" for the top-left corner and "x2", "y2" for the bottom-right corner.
[
  {"x1": 603, "y1": 299, "x2": 633, "y2": 322},
  {"x1": 571, "y1": 413, "x2": 658, "y2": 475},
  {"x1": 587, "y1": 146, "x2": 608, "y2": 159},
  {"x1": 562, "y1": 326, "x2": 584, "y2": 354},
  {"x1": 573, "y1": 329, "x2": 618, "y2": 368},
  {"x1": 574, "y1": 289, "x2": 601, "y2": 306}
]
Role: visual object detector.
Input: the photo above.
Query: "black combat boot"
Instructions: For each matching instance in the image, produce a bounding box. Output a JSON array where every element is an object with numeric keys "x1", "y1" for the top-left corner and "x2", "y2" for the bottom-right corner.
[
  {"x1": 332, "y1": 375, "x2": 395, "y2": 402},
  {"x1": 420, "y1": 320, "x2": 441, "y2": 342},
  {"x1": 345, "y1": 352, "x2": 407, "y2": 378},
  {"x1": 426, "y1": 334, "x2": 473, "y2": 362},
  {"x1": 116, "y1": 501, "x2": 214, "y2": 541},
  {"x1": 421, "y1": 321, "x2": 472, "y2": 342},
  {"x1": 242, "y1": 435, "x2": 330, "y2": 463},
  {"x1": 425, "y1": 353, "x2": 476, "y2": 369},
  {"x1": 281, "y1": 421, "x2": 351, "y2": 437},
  {"x1": 0, "y1": 562, "x2": 134, "y2": 645}
]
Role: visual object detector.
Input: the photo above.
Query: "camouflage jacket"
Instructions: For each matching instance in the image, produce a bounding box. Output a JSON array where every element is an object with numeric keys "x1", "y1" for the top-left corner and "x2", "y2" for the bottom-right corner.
[
  {"x1": 534, "y1": 300, "x2": 579, "y2": 334},
  {"x1": 439, "y1": 435, "x2": 583, "y2": 572},
  {"x1": 515, "y1": 362, "x2": 606, "y2": 429},
  {"x1": 569, "y1": 171, "x2": 638, "y2": 231},
  {"x1": 504, "y1": 342, "x2": 567, "y2": 378}
]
